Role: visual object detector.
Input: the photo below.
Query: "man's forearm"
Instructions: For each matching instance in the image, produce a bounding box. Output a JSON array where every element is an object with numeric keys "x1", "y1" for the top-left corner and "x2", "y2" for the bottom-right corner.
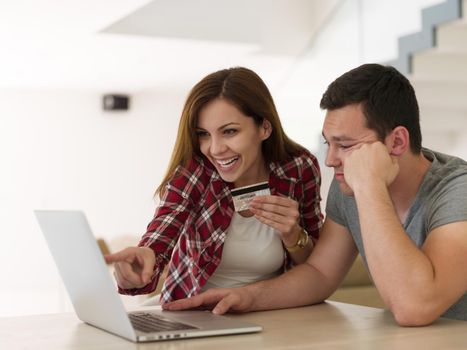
[
  {"x1": 248, "y1": 262, "x2": 335, "y2": 311},
  {"x1": 353, "y1": 182, "x2": 435, "y2": 311}
]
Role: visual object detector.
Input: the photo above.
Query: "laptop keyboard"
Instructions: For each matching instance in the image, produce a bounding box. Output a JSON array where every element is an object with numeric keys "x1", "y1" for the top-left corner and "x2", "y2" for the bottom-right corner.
[{"x1": 129, "y1": 312, "x2": 198, "y2": 333}]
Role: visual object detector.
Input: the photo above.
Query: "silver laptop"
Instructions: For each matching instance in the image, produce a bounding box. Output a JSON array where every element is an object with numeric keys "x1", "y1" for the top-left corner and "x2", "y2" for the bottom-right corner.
[{"x1": 35, "y1": 210, "x2": 262, "y2": 342}]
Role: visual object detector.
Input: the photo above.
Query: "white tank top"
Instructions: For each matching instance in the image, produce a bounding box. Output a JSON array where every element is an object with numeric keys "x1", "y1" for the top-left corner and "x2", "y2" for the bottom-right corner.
[{"x1": 202, "y1": 213, "x2": 284, "y2": 290}]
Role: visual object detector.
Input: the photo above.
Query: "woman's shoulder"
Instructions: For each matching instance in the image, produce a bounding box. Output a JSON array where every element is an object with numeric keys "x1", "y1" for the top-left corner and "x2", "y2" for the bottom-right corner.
[
  {"x1": 173, "y1": 156, "x2": 211, "y2": 173},
  {"x1": 269, "y1": 149, "x2": 320, "y2": 194},
  {"x1": 296, "y1": 149, "x2": 319, "y2": 166},
  {"x1": 274, "y1": 149, "x2": 319, "y2": 174},
  {"x1": 170, "y1": 156, "x2": 217, "y2": 189}
]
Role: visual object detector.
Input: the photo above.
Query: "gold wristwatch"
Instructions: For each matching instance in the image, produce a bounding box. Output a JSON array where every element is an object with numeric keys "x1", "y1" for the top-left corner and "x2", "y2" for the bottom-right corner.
[{"x1": 286, "y1": 229, "x2": 309, "y2": 253}]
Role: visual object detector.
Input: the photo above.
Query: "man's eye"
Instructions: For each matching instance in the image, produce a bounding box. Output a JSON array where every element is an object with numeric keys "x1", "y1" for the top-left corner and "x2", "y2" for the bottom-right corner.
[
  {"x1": 323, "y1": 140, "x2": 329, "y2": 146},
  {"x1": 340, "y1": 144, "x2": 353, "y2": 150}
]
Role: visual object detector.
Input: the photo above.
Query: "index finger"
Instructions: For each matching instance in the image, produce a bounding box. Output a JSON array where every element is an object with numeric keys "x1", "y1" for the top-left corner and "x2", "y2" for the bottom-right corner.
[{"x1": 104, "y1": 249, "x2": 132, "y2": 264}]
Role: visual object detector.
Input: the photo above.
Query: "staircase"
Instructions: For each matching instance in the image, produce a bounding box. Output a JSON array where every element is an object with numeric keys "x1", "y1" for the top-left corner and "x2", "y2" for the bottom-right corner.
[{"x1": 390, "y1": 0, "x2": 467, "y2": 158}]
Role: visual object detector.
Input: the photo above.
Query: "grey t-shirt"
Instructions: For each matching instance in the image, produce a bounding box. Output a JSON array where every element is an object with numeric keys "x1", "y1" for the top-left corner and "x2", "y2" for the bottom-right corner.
[{"x1": 326, "y1": 148, "x2": 467, "y2": 321}]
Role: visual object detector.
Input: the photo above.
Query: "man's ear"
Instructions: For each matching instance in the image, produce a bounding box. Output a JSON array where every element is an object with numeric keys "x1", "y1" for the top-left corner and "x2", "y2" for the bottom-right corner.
[
  {"x1": 260, "y1": 119, "x2": 273, "y2": 140},
  {"x1": 386, "y1": 126, "x2": 409, "y2": 156}
]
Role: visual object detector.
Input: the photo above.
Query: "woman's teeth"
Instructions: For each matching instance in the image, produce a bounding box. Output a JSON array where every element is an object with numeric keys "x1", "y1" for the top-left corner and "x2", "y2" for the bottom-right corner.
[{"x1": 217, "y1": 157, "x2": 239, "y2": 168}]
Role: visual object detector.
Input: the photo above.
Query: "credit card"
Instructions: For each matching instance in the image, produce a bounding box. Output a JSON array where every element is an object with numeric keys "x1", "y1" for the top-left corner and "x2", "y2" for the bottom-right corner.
[{"x1": 231, "y1": 181, "x2": 270, "y2": 212}]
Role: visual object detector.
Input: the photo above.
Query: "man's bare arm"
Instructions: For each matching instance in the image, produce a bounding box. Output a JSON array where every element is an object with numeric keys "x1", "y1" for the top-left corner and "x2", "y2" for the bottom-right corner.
[
  {"x1": 345, "y1": 142, "x2": 467, "y2": 325},
  {"x1": 163, "y1": 218, "x2": 358, "y2": 314},
  {"x1": 356, "y1": 181, "x2": 467, "y2": 325}
]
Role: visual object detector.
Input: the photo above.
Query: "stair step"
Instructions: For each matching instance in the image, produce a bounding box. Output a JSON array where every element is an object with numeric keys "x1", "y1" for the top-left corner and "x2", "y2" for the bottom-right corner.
[
  {"x1": 408, "y1": 0, "x2": 467, "y2": 155},
  {"x1": 412, "y1": 49, "x2": 467, "y2": 80},
  {"x1": 411, "y1": 78, "x2": 467, "y2": 108},
  {"x1": 419, "y1": 104, "x2": 467, "y2": 131},
  {"x1": 436, "y1": 19, "x2": 467, "y2": 50},
  {"x1": 390, "y1": 0, "x2": 463, "y2": 74}
]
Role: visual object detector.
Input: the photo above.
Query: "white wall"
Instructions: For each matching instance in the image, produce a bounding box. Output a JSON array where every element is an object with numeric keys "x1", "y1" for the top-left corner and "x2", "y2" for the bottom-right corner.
[{"x1": 0, "y1": 88, "x2": 184, "y2": 315}]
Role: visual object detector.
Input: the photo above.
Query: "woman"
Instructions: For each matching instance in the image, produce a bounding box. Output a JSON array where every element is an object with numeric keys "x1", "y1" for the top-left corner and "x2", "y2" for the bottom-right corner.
[{"x1": 105, "y1": 67, "x2": 323, "y2": 304}]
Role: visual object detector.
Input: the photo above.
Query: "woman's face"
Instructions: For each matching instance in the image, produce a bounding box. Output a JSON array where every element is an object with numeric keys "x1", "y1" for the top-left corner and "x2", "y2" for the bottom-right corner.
[{"x1": 196, "y1": 98, "x2": 271, "y2": 188}]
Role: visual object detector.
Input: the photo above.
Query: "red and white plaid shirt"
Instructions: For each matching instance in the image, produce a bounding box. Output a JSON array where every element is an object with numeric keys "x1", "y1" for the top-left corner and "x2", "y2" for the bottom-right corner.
[{"x1": 120, "y1": 150, "x2": 322, "y2": 303}]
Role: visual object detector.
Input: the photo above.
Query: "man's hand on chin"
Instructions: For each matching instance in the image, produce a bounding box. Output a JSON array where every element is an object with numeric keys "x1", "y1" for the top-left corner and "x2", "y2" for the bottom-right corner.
[{"x1": 343, "y1": 142, "x2": 399, "y2": 192}]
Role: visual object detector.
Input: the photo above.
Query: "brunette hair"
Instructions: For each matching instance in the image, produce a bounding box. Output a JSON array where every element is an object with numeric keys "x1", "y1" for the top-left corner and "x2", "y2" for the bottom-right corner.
[{"x1": 155, "y1": 67, "x2": 305, "y2": 196}]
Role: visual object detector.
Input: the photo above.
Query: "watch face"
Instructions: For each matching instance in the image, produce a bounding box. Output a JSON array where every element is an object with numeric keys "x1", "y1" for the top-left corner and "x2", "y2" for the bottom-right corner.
[
  {"x1": 286, "y1": 229, "x2": 308, "y2": 252},
  {"x1": 298, "y1": 230, "x2": 309, "y2": 247}
]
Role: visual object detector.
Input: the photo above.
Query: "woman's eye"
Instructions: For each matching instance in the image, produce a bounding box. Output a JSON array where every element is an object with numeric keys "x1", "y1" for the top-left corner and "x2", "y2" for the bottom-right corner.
[
  {"x1": 196, "y1": 130, "x2": 209, "y2": 137},
  {"x1": 224, "y1": 129, "x2": 238, "y2": 135}
]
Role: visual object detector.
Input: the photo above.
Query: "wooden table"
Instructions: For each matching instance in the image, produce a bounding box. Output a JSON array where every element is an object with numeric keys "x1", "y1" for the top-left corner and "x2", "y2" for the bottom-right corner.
[{"x1": 1, "y1": 301, "x2": 466, "y2": 349}]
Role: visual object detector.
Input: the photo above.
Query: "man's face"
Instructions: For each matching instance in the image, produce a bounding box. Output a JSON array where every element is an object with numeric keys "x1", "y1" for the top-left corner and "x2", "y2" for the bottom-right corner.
[{"x1": 322, "y1": 103, "x2": 381, "y2": 196}]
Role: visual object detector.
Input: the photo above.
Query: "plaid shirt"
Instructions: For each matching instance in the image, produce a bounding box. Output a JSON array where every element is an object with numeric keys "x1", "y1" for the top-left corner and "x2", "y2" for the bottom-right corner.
[{"x1": 120, "y1": 150, "x2": 322, "y2": 303}]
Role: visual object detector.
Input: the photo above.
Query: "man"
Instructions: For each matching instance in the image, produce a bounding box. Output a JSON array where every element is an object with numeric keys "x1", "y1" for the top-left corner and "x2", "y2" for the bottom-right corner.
[{"x1": 163, "y1": 64, "x2": 467, "y2": 325}]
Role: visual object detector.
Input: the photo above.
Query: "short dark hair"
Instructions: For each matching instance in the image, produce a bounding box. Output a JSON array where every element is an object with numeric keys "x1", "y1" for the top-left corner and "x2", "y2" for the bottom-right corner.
[{"x1": 320, "y1": 64, "x2": 422, "y2": 153}]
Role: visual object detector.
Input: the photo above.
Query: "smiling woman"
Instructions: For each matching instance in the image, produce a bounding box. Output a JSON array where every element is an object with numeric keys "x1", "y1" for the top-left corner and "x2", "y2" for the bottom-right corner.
[
  {"x1": 196, "y1": 98, "x2": 271, "y2": 188},
  {"x1": 104, "y1": 67, "x2": 323, "y2": 304}
]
